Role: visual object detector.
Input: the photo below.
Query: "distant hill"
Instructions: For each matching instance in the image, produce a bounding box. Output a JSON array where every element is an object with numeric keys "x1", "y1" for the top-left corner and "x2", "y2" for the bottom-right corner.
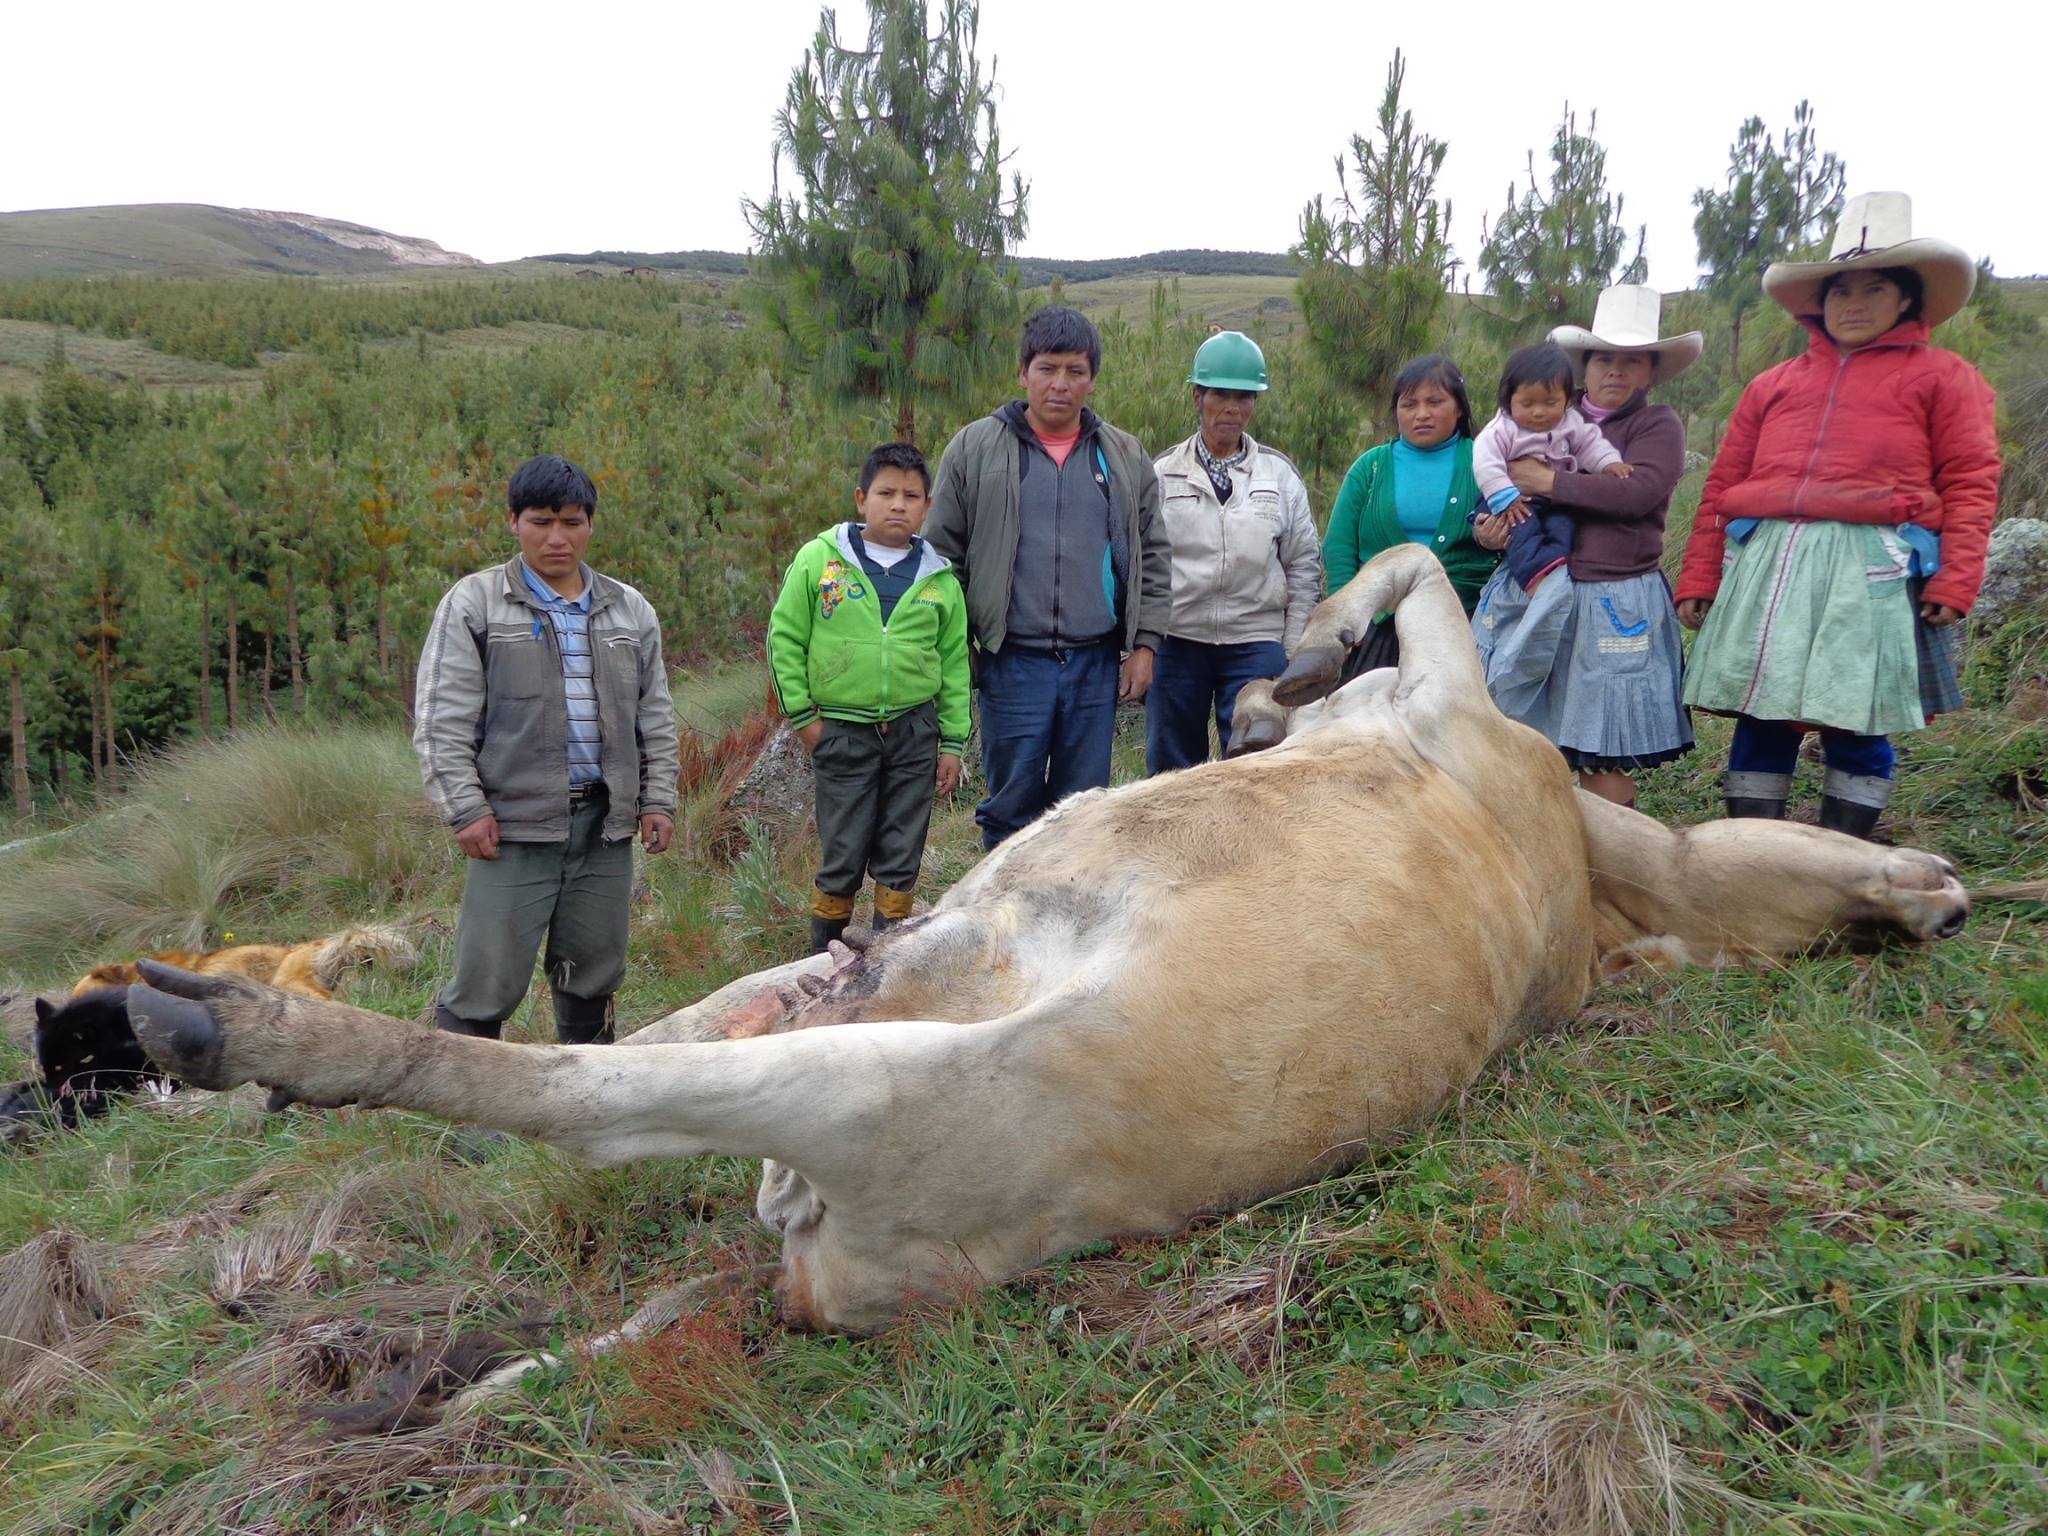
[
  {"x1": 1013, "y1": 250, "x2": 1296, "y2": 286},
  {"x1": 528, "y1": 247, "x2": 1298, "y2": 286},
  {"x1": 0, "y1": 204, "x2": 478, "y2": 279}
]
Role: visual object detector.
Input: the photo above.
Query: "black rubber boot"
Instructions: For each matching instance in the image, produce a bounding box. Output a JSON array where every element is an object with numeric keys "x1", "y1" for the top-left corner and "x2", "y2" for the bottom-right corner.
[
  {"x1": 1724, "y1": 797, "x2": 1787, "y2": 819},
  {"x1": 433, "y1": 1001, "x2": 504, "y2": 1041},
  {"x1": 1817, "y1": 795, "x2": 1882, "y2": 840},
  {"x1": 808, "y1": 915, "x2": 850, "y2": 956},
  {"x1": 553, "y1": 992, "x2": 615, "y2": 1046}
]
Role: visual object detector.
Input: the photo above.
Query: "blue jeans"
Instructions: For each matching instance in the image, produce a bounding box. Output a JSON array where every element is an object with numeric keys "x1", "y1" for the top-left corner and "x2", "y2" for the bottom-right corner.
[
  {"x1": 975, "y1": 641, "x2": 1120, "y2": 849},
  {"x1": 1145, "y1": 637, "x2": 1288, "y2": 773},
  {"x1": 1727, "y1": 716, "x2": 1896, "y2": 808}
]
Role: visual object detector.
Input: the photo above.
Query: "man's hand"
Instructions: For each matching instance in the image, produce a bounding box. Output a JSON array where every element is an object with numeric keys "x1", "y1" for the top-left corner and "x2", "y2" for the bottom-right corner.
[
  {"x1": 1676, "y1": 598, "x2": 1713, "y2": 630},
  {"x1": 1472, "y1": 513, "x2": 1511, "y2": 551},
  {"x1": 455, "y1": 813, "x2": 501, "y2": 861},
  {"x1": 935, "y1": 752, "x2": 962, "y2": 797},
  {"x1": 1505, "y1": 458, "x2": 1556, "y2": 498},
  {"x1": 796, "y1": 720, "x2": 825, "y2": 754},
  {"x1": 1118, "y1": 646, "x2": 1155, "y2": 703},
  {"x1": 640, "y1": 812, "x2": 675, "y2": 855},
  {"x1": 1920, "y1": 601, "x2": 1963, "y2": 628}
]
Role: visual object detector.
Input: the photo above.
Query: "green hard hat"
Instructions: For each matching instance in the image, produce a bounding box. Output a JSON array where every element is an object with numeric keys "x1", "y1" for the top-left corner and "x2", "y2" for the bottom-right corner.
[{"x1": 1188, "y1": 331, "x2": 1269, "y2": 392}]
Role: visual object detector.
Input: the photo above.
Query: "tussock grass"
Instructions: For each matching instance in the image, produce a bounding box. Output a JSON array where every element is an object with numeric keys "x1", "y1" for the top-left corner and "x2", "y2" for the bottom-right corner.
[
  {"x1": 1338, "y1": 1354, "x2": 1755, "y2": 1536},
  {"x1": 0, "y1": 725, "x2": 452, "y2": 980}
]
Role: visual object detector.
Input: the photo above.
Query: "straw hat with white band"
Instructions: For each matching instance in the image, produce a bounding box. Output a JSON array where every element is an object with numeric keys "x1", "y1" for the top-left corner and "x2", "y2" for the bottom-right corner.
[
  {"x1": 1548, "y1": 284, "x2": 1704, "y2": 385},
  {"x1": 1761, "y1": 191, "x2": 1976, "y2": 327}
]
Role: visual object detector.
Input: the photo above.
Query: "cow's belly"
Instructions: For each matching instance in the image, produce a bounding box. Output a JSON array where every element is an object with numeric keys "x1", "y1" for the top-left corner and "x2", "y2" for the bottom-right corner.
[{"x1": 988, "y1": 729, "x2": 1593, "y2": 1214}]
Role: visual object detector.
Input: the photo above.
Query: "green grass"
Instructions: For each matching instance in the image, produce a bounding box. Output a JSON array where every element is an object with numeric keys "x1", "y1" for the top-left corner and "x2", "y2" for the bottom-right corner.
[
  {"x1": 1062, "y1": 274, "x2": 1303, "y2": 334},
  {"x1": 0, "y1": 684, "x2": 2042, "y2": 1534},
  {"x1": 0, "y1": 317, "x2": 260, "y2": 394}
]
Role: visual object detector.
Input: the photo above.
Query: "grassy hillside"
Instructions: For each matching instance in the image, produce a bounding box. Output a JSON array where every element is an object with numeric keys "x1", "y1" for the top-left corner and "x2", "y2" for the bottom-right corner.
[
  {"x1": 1061, "y1": 273, "x2": 1303, "y2": 334},
  {"x1": 0, "y1": 205, "x2": 473, "y2": 281},
  {"x1": 0, "y1": 643, "x2": 2043, "y2": 1531}
]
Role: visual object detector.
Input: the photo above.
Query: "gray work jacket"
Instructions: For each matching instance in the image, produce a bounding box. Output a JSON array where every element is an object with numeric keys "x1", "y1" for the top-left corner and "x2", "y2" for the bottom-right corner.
[{"x1": 412, "y1": 557, "x2": 681, "y2": 842}]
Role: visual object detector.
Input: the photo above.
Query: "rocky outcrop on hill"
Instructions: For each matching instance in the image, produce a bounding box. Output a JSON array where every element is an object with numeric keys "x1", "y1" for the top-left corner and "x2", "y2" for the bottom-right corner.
[{"x1": 238, "y1": 210, "x2": 477, "y2": 267}]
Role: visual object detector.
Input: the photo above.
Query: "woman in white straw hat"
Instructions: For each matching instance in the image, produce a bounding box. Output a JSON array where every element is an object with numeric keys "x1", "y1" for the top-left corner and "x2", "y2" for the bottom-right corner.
[
  {"x1": 1675, "y1": 192, "x2": 2001, "y2": 837},
  {"x1": 1469, "y1": 283, "x2": 1703, "y2": 807}
]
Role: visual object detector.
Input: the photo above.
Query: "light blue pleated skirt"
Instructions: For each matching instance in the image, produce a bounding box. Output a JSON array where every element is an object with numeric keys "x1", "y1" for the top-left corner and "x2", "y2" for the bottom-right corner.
[{"x1": 1471, "y1": 566, "x2": 1694, "y2": 772}]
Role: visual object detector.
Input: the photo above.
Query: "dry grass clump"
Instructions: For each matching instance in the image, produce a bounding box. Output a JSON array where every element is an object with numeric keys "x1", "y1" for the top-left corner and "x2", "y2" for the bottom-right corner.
[
  {"x1": 210, "y1": 1161, "x2": 504, "y2": 1308},
  {"x1": 1340, "y1": 1357, "x2": 1756, "y2": 1536},
  {"x1": 0, "y1": 1230, "x2": 117, "y2": 1428},
  {"x1": 1058, "y1": 1246, "x2": 1312, "y2": 1373}
]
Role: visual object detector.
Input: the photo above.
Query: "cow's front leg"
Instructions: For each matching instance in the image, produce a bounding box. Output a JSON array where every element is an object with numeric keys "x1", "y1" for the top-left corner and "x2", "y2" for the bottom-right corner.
[
  {"x1": 129, "y1": 963, "x2": 538, "y2": 1113},
  {"x1": 1275, "y1": 545, "x2": 1484, "y2": 713},
  {"x1": 1224, "y1": 680, "x2": 1288, "y2": 757}
]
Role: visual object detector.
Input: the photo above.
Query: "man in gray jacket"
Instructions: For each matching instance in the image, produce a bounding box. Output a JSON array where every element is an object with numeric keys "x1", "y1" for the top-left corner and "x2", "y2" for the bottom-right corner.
[
  {"x1": 412, "y1": 454, "x2": 680, "y2": 1044},
  {"x1": 924, "y1": 308, "x2": 1171, "y2": 849}
]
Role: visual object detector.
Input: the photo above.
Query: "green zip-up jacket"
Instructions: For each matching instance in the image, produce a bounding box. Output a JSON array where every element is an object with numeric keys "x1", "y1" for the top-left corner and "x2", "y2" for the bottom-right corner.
[
  {"x1": 768, "y1": 525, "x2": 972, "y2": 754},
  {"x1": 1323, "y1": 437, "x2": 1499, "y2": 612}
]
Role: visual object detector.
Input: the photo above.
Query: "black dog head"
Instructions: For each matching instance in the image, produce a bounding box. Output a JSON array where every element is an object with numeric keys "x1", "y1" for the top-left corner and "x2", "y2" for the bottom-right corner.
[{"x1": 31, "y1": 989, "x2": 168, "y2": 1127}]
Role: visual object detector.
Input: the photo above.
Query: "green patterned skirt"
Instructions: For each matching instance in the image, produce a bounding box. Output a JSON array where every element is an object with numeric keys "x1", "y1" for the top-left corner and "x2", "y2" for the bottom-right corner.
[{"x1": 1683, "y1": 520, "x2": 1925, "y2": 736}]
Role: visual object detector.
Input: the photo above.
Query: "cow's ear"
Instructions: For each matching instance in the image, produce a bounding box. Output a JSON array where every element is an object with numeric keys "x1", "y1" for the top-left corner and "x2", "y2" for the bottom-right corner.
[{"x1": 33, "y1": 998, "x2": 54, "y2": 1023}]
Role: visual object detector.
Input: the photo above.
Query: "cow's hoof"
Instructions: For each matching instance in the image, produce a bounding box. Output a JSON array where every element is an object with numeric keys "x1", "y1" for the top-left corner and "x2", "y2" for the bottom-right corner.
[
  {"x1": 126, "y1": 984, "x2": 233, "y2": 1090},
  {"x1": 1224, "y1": 716, "x2": 1283, "y2": 758},
  {"x1": 1272, "y1": 644, "x2": 1346, "y2": 707}
]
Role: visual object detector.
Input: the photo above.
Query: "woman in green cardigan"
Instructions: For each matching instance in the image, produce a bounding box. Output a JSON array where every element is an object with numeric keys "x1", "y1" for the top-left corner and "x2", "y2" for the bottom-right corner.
[{"x1": 1324, "y1": 355, "x2": 1508, "y2": 612}]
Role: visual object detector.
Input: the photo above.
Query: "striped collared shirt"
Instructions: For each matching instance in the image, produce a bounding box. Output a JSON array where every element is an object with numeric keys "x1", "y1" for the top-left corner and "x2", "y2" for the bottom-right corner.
[{"x1": 518, "y1": 561, "x2": 602, "y2": 787}]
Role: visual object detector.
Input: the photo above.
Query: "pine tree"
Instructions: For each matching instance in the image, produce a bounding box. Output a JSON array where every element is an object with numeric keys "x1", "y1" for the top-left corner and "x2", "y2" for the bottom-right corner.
[
  {"x1": 1475, "y1": 105, "x2": 1646, "y2": 340},
  {"x1": 1692, "y1": 102, "x2": 1846, "y2": 381},
  {"x1": 1293, "y1": 50, "x2": 1457, "y2": 432},
  {"x1": 744, "y1": 0, "x2": 1029, "y2": 444}
]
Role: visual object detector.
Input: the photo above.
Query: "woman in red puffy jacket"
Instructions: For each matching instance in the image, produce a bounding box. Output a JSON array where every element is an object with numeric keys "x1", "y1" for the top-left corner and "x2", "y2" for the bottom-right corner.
[{"x1": 1676, "y1": 192, "x2": 2001, "y2": 837}]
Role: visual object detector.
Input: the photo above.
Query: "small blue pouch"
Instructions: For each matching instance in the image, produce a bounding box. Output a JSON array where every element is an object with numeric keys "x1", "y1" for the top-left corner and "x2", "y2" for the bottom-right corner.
[
  {"x1": 1898, "y1": 523, "x2": 1941, "y2": 578},
  {"x1": 1726, "y1": 517, "x2": 1760, "y2": 545}
]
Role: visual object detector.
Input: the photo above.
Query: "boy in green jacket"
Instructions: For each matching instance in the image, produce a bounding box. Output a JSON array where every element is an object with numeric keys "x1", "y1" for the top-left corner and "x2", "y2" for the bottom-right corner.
[{"x1": 769, "y1": 443, "x2": 970, "y2": 953}]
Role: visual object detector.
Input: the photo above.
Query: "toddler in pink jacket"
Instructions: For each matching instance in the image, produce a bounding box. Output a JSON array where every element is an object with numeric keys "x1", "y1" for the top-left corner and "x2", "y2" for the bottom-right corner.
[{"x1": 1474, "y1": 342, "x2": 1631, "y2": 590}]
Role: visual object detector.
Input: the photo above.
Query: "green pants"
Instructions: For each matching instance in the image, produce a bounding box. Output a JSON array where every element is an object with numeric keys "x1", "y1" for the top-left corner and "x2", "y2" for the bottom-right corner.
[
  {"x1": 812, "y1": 701, "x2": 939, "y2": 914},
  {"x1": 437, "y1": 790, "x2": 633, "y2": 1043}
]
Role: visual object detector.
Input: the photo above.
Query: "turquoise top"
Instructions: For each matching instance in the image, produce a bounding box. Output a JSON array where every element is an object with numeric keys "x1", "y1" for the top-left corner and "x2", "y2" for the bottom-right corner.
[{"x1": 1392, "y1": 436, "x2": 1459, "y2": 543}]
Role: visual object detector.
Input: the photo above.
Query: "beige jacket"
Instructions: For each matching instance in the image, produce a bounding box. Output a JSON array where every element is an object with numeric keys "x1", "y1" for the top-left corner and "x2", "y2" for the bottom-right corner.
[{"x1": 1154, "y1": 431, "x2": 1322, "y2": 649}]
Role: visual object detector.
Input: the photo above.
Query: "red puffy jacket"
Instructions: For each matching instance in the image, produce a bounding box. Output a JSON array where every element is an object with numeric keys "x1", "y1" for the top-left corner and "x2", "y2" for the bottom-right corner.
[{"x1": 1676, "y1": 318, "x2": 2001, "y2": 614}]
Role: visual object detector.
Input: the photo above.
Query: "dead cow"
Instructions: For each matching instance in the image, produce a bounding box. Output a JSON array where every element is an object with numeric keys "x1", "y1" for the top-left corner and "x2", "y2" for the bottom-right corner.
[{"x1": 126, "y1": 546, "x2": 1968, "y2": 1333}]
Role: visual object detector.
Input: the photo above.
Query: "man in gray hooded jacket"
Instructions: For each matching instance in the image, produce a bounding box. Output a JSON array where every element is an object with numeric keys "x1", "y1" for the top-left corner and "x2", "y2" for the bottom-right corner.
[{"x1": 924, "y1": 308, "x2": 1171, "y2": 849}]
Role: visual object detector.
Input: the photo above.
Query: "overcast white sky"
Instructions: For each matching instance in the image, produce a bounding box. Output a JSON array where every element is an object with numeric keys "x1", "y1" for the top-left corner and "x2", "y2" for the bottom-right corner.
[{"x1": 11, "y1": 0, "x2": 2043, "y2": 282}]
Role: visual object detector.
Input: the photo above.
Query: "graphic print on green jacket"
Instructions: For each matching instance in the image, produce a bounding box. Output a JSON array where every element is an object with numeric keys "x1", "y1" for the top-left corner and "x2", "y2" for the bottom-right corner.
[{"x1": 768, "y1": 524, "x2": 972, "y2": 754}]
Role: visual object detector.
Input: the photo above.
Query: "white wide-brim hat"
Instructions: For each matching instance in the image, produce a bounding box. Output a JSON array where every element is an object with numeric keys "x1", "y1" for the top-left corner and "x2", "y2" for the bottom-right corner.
[
  {"x1": 1548, "y1": 284, "x2": 1704, "y2": 386},
  {"x1": 1762, "y1": 191, "x2": 1976, "y2": 327}
]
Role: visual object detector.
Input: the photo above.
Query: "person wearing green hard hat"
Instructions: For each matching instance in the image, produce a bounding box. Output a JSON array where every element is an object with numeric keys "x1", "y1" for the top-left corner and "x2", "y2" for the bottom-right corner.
[{"x1": 1148, "y1": 331, "x2": 1323, "y2": 774}]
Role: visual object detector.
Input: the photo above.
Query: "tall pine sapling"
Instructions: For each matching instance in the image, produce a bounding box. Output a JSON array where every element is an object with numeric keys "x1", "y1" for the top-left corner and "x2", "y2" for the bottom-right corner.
[
  {"x1": 1475, "y1": 105, "x2": 1646, "y2": 341},
  {"x1": 1693, "y1": 101, "x2": 1845, "y2": 381},
  {"x1": 1293, "y1": 50, "x2": 1457, "y2": 433},
  {"x1": 745, "y1": 0, "x2": 1029, "y2": 444}
]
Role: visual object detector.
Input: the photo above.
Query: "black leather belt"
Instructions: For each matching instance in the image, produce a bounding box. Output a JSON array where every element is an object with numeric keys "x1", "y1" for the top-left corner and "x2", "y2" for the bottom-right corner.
[{"x1": 568, "y1": 783, "x2": 606, "y2": 802}]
